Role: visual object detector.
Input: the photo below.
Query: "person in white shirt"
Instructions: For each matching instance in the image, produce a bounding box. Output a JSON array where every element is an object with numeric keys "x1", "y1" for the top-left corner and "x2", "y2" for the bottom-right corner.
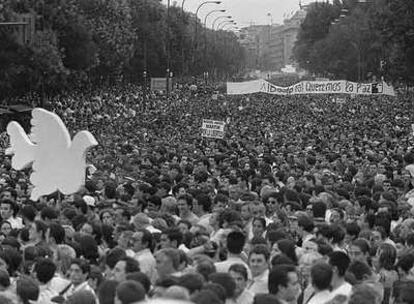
[
  {"x1": 32, "y1": 258, "x2": 61, "y2": 303},
  {"x1": 0, "y1": 199, "x2": 23, "y2": 229},
  {"x1": 229, "y1": 264, "x2": 254, "y2": 304},
  {"x1": 215, "y1": 231, "x2": 252, "y2": 280},
  {"x1": 328, "y1": 251, "x2": 352, "y2": 300},
  {"x1": 240, "y1": 202, "x2": 253, "y2": 240},
  {"x1": 246, "y1": 244, "x2": 269, "y2": 295},
  {"x1": 65, "y1": 258, "x2": 96, "y2": 299},
  {"x1": 130, "y1": 229, "x2": 157, "y2": 283},
  {"x1": 307, "y1": 262, "x2": 334, "y2": 304}
]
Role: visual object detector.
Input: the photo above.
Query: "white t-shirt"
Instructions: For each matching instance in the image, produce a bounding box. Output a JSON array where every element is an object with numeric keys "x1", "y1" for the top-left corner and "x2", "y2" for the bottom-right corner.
[
  {"x1": 307, "y1": 290, "x2": 332, "y2": 304},
  {"x1": 330, "y1": 281, "x2": 353, "y2": 299},
  {"x1": 7, "y1": 216, "x2": 23, "y2": 229}
]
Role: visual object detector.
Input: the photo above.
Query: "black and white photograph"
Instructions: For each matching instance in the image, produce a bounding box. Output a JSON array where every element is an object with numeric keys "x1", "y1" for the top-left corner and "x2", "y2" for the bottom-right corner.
[{"x1": 0, "y1": 0, "x2": 413, "y2": 303}]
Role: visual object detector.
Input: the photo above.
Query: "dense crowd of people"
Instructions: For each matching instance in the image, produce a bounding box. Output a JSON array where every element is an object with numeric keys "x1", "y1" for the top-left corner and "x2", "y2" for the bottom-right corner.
[{"x1": 0, "y1": 83, "x2": 413, "y2": 304}]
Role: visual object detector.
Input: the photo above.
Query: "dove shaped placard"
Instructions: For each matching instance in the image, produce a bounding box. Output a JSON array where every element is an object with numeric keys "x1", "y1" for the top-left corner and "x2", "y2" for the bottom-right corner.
[{"x1": 6, "y1": 108, "x2": 98, "y2": 201}]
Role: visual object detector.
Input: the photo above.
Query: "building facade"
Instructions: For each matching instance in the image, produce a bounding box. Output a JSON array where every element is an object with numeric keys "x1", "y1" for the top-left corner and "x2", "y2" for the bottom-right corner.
[
  {"x1": 269, "y1": 9, "x2": 307, "y2": 71},
  {"x1": 239, "y1": 8, "x2": 307, "y2": 72}
]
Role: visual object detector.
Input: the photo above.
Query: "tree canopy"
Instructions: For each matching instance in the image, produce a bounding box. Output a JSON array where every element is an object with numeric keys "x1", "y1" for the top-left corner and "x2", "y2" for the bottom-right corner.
[
  {"x1": 294, "y1": 0, "x2": 414, "y2": 84},
  {"x1": 0, "y1": 0, "x2": 246, "y2": 99}
]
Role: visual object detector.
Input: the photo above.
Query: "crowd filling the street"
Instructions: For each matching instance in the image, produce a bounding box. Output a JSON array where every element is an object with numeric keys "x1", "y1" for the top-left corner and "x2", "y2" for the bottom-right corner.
[{"x1": 0, "y1": 83, "x2": 413, "y2": 304}]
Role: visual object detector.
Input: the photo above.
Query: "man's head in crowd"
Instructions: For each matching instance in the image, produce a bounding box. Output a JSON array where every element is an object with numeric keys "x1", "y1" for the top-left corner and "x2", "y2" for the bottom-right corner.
[
  {"x1": 248, "y1": 244, "x2": 269, "y2": 278},
  {"x1": 226, "y1": 231, "x2": 246, "y2": 255},
  {"x1": 33, "y1": 258, "x2": 56, "y2": 285},
  {"x1": 310, "y1": 262, "x2": 333, "y2": 292},
  {"x1": 15, "y1": 274, "x2": 39, "y2": 303},
  {"x1": 155, "y1": 248, "x2": 180, "y2": 279},
  {"x1": 212, "y1": 194, "x2": 228, "y2": 213},
  {"x1": 69, "y1": 258, "x2": 90, "y2": 287},
  {"x1": 114, "y1": 280, "x2": 146, "y2": 304},
  {"x1": 268, "y1": 264, "x2": 301, "y2": 303},
  {"x1": 130, "y1": 229, "x2": 153, "y2": 253},
  {"x1": 229, "y1": 263, "x2": 249, "y2": 298},
  {"x1": 240, "y1": 202, "x2": 252, "y2": 222},
  {"x1": 348, "y1": 238, "x2": 371, "y2": 264},
  {"x1": 112, "y1": 257, "x2": 140, "y2": 282},
  {"x1": 29, "y1": 220, "x2": 48, "y2": 244},
  {"x1": 328, "y1": 251, "x2": 351, "y2": 281},
  {"x1": 208, "y1": 272, "x2": 236, "y2": 300},
  {"x1": 1, "y1": 188, "x2": 17, "y2": 201},
  {"x1": 193, "y1": 193, "x2": 212, "y2": 217},
  {"x1": 0, "y1": 269, "x2": 10, "y2": 291},
  {"x1": 177, "y1": 194, "x2": 193, "y2": 216},
  {"x1": 0, "y1": 199, "x2": 15, "y2": 221},
  {"x1": 160, "y1": 228, "x2": 183, "y2": 249}
]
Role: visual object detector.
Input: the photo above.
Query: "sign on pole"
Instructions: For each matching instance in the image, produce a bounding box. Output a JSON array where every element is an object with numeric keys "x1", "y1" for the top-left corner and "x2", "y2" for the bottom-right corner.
[
  {"x1": 201, "y1": 119, "x2": 225, "y2": 139},
  {"x1": 151, "y1": 78, "x2": 172, "y2": 92}
]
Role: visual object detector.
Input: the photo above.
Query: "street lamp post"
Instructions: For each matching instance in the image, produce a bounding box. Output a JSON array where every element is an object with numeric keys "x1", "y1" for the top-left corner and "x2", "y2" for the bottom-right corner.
[
  {"x1": 180, "y1": 0, "x2": 188, "y2": 78},
  {"x1": 330, "y1": 3, "x2": 373, "y2": 81},
  {"x1": 195, "y1": 1, "x2": 222, "y2": 32},
  {"x1": 194, "y1": 1, "x2": 221, "y2": 72},
  {"x1": 217, "y1": 20, "x2": 235, "y2": 30},
  {"x1": 221, "y1": 23, "x2": 236, "y2": 31},
  {"x1": 266, "y1": 13, "x2": 272, "y2": 72},
  {"x1": 212, "y1": 15, "x2": 231, "y2": 30},
  {"x1": 204, "y1": 9, "x2": 225, "y2": 28},
  {"x1": 166, "y1": 0, "x2": 171, "y2": 97},
  {"x1": 203, "y1": 9, "x2": 225, "y2": 74},
  {"x1": 181, "y1": 0, "x2": 186, "y2": 14}
]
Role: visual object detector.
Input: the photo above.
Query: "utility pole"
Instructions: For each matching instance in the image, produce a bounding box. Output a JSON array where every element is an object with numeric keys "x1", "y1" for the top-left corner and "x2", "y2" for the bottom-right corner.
[{"x1": 166, "y1": 0, "x2": 171, "y2": 98}]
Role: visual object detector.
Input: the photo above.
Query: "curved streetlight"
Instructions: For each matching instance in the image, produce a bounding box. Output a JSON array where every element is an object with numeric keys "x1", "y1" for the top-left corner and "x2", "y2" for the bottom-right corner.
[
  {"x1": 193, "y1": 1, "x2": 221, "y2": 73},
  {"x1": 204, "y1": 9, "x2": 225, "y2": 28},
  {"x1": 195, "y1": 1, "x2": 221, "y2": 21},
  {"x1": 181, "y1": 0, "x2": 186, "y2": 14},
  {"x1": 267, "y1": 12, "x2": 273, "y2": 25},
  {"x1": 203, "y1": 9, "x2": 224, "y2": 67},
  {"x1": 180, "y1": 0, "x2": 190, "y2": 77},
  {"x1": 217, "y1": 19, "x2": 234, "y2": 30},
  {"x1": 195, "y1": 1, "x2": 221, "y2": 46},
  {"x1": 212, "y1": 15, "x2": 232, "y2": 30},
  {"x1": 221, "y1": 23, "x2": 236, "y2": 31}
]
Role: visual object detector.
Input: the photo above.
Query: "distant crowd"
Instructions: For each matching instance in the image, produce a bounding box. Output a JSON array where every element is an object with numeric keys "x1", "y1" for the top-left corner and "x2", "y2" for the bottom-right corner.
[{"x1": 0, "y1": 84, "x2": 413, "y2": 304}]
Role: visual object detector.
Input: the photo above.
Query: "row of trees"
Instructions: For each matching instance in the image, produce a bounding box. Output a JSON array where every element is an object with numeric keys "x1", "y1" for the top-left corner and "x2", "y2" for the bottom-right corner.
[
  {"x1": 0, "y1": 0, "x2": 246, "y2": 98},
  {"x1": 294, "y1": 0, "x2": 414, "y2": 84}
]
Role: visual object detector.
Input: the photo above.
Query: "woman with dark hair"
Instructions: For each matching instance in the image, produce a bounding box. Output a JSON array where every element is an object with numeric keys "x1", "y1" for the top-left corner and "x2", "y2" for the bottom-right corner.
[
  {"x1": 99, "y1": 224, "x2": 116, "y2": 256},
  {"x1": 273, "y1": 239, "x2": 298, "y2": 264},
  {"x1": 16, "y1": 275, "x2": 39, "y2": 304},
  {"x1": 0, "y1": 221, "x2": 12, "y2": 238},
  {"x1": 252, "y1": 217, "x2": 266, "y2": 239},
  {"x1": 373, "y1": 243, "x2": 398, "y2": 304},
  {"x1": 0, "y1": 246, "x2": 22, "y2": 277},
  {"x1": 79, "y1": 235, "x2": 99, "y2": 265},
  {"x1": 28, "y1": 220, "x2": 48, "y2": 250},
  {"x1": 100, "y1": 210, "x2": 114, "y2": 227}
]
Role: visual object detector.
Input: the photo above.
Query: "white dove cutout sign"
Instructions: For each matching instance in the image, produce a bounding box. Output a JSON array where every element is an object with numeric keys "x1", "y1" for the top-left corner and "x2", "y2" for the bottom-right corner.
[{"x1": 6, "y1": 108, "x2": 98, "y2": 201}]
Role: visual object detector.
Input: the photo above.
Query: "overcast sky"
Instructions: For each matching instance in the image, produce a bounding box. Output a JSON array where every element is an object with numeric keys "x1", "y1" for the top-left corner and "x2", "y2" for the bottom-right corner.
[{"x1": 163, "y1": 0, "x2": 316, "y2": 28}]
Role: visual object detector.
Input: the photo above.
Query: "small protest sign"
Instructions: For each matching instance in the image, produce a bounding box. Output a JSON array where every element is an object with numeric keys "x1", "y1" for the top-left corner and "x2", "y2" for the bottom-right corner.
[{"x1": 201, "y1": 119, "x2": 225, "y2": 139}]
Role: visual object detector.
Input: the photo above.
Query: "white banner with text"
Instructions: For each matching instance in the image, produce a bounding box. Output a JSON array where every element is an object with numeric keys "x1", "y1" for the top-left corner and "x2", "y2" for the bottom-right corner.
[{"x1": 227, "y1": 79, "x2": 395, "y2": 96}]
